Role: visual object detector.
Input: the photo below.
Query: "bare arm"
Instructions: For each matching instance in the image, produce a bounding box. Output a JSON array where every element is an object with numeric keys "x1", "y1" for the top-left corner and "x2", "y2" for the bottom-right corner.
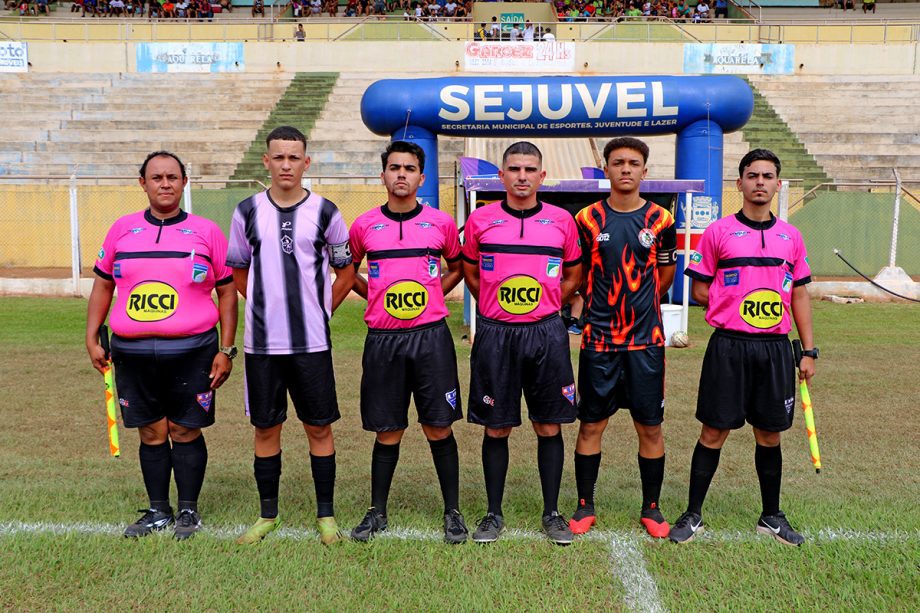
[
  {"x1": 209, "y1": 282, "x2": 238, "y2": 390},
  {"x1": 462, "y1": 260, "x2": 480, "y2": 300},
  {"x1": 561, "y1": 263, "x2": 582, "y2": 305},
  {"x1": 232, "y1": 267, "x2": 249, "y2": 300},
  {"x1": 331, "y1": 264, "x2": 356, "y2": 312},
  {"x1": 690, "y1": 278, "x2": 711, "y2": 307},
  {"x1": 790, "y1": 284, "x2": 816, "y2": 383},
  {"x1": 658, "y1": 264, "x2": 676, "y2": 298},
  {"x1": 352, "y1": 266, "x2": 369, "y2": 299},
  {"x1": 441, "y1": 259, "x2": 463, "y2": 295},
  {"x1": 85, "y1": 276, "x2": 116, "y2": 374}
]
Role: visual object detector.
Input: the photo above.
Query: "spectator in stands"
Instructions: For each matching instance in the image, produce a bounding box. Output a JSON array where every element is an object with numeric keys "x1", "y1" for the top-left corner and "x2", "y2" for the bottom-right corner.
[
  {"x1": 713, "y1": 0, "x2": 727, "y2": 18},
  {"x1": 443, "y1": 0, "x2": 456, "y2": 17},
  {"x1": 523, "y1": 19, "x2": 535, "y2": 40},
  {"x1": 252, "y1": 0, "x2": 264, "y2": 17},
  {"x1": 625, "y1": 2, "x2": 641, "y2": 18},
  {"x1": 186, "y1": 0, "x2": 197, "y2": 16},
  {"x1": 35, "y1": 0, "x2": 51, "y2": 15},
  {"x1": 162, "y1": 0, "x2": 175, "y2": 17},
  {"x1": 475, "y1": 22, "x2": 487, "y2": 39},
  {"x1": 509, "y1": 22, "x2": 521, "y2": 41},
  {"x1": 326, "y1": 0, "x2": 336, "y2": 15},
  {"x1": 862, "y1": 0, "x2": 874, "y2": 12},
  {"x1": 295, "y1": 23, "x2": 305, "y2": 39},
  {"x1": 291, "y1": 0, "x2": 303, "y2": 16},
  {"x1": 695, "y1": 0, "x2": 709, "y2": 21},
  {"x1": 839, "y1": 0, "x2": 854, "y2": 10},
  {"x1": 490, "y1": 15, "x2": 500, "y2": 39},
  {"x1": 309, "y1": 0, "x2": 321, "y2": 15},
  {"x1": 219, "y1": 0, "x2": 230, "y2": 11},
  {"x1": 542, "y1": 26, "x2": 555, "y2": 40},
  {"x1": 175, "y1": 0, "x2": 188, "y2": 17},
  {"x1": 198, "y1": 0, "x2": 213, "y2": 19},
  {"x1": 72, "y1": 0, "x2": 84, "y2": 12},
  {"x1": 344, "y1": 0, "x2": 356, "y2": 15}
]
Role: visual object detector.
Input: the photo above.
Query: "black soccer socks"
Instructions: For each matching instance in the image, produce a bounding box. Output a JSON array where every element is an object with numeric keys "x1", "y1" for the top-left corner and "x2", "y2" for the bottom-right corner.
[
  {"x1": 638, "y1": 454, "x2": 665, "y2": 512},
  {"x1": 482, "y1": 433, "x2": 509, "y2": 517},
  {"x1": 537, "y1": 432, "x2": 565, "y2": 517},
  {"x1": 574, "y1": 451, "x2": 602, "y2": 507},
  {"x1": 755, "y1": 444, "x2": 783, "y2": 517},
  {"x1": 254, "y1": 451, "x2": 282, "y2": 519},
  {"x1": 172, "y1": 435, "x2": 208, "y2": 512},
  {"x1": 139, "y1": 441, "x2": 172, "y2": 511},
  {"x1": 371, "y1": 440, "x2": 400, "y2": 516},
  {"x1": 688, "y1": 441, "x2": 721, "y2": 515},
  {"x1": 429, "y1": 433, "x2": 460, "y2": 513},
  {"x1": 310, "y1": 452, "x2": 337, "y2": 518}
]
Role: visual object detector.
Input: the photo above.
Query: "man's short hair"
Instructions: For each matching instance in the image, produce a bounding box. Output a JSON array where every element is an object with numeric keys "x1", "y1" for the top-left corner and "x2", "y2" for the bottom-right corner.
[
  {"x1": 265, "y1": 125, "x2": 307, "y2": 150},
  {"x1": 139, "y1": 151, "x2": 186, "y2": 179},
  {"x1": 738, "y1": 148, "x2": 782, "y2": 177},
  {"x1": 502, "y1": 141, "x2": 543, "y2": 165},
  {"x1": 602, "y1": 137, "x2": 649, "y2": 165},
  {"x1": 382, "y1": 140, "x2": 426, "y2": 172}
]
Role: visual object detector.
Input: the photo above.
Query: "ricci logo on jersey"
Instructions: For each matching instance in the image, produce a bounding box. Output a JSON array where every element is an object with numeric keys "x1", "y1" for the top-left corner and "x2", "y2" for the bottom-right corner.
[
  {"x1": 497, "y1": 275, "x2": 542, "y2": 314},
  {"x1": 740, "y1": 289, "x2": 783, "y2": 328},
  {"x1": 126, "y1": 281, "x2": 179, "y2": 322},
  {"x1": 384, "y1": 280, "x2": 429, "y2": 320}
]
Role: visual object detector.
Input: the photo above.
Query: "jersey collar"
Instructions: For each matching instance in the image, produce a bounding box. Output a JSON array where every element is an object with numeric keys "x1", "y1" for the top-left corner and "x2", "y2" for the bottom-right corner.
[
  {"x1": 144, "y1": 209, "x2": 188, "y2": 226},
  {"x1": 380, "y1": 202, "x2": 423, "y2": 221},
  {"x1": 500, "y1": 200, "x2": 543, "y2": 218},
  {"x1": 735, "y1": 210, "x2": 776, "y2": 230}
]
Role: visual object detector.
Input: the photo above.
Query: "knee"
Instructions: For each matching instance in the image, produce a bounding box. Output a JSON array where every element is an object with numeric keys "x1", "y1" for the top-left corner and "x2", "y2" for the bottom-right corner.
[
  {"x1": 376, "y1": 429, "x2": 405, "y2": 445},
  {"x1": 532, "y1": 422, "x2": 560, "y2": 438},
  {"x1": 167, "y1": 422, "x2": 200, "y2": 443},
  {"x1": 753, "y1": 429, "x2": 781, "y2": 447},
  {"x1": 304, "y1": 423, "x2": 333, "y2": 444},
  {"x1": 577, "y1": 421, "x2": 606, "y2": 443},
  {"x1": 699, "y1": 425, "x2": 729, "y2": 449},
  {"x1": 421, "y1": 425, "x2": 451, "y2": 441},
  {"x1": 635, "y1": 423, "x2": 663, "y2": 446},
  {"x1": 485, "y1": 427, "x2": 512, "y2": 439}
]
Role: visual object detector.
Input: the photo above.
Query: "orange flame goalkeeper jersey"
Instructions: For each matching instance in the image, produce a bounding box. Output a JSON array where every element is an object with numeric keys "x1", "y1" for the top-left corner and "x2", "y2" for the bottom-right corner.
[{"x1": 575, "y1": 199, "x2": 677, "y2": 352}]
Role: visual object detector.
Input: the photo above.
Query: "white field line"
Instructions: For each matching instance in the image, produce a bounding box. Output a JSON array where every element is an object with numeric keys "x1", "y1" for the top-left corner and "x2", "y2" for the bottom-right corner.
[{"x1": 2, "y1": 522, "x2": 917, "y2": 613}]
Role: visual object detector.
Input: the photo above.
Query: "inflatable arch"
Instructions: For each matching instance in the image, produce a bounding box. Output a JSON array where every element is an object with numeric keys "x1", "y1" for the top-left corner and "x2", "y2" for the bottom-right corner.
[{"x1": 360, "y1": 75, "x2": 754, "y2": 300}]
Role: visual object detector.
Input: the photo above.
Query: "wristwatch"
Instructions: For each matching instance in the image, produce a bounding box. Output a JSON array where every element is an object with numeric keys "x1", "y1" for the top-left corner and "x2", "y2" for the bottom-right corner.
[
  {"x1": 801, "y1": 347, "x2": 819, "y2": 360},
  {"x1": 219, "y1": 345, "x2": 238, "y2": 360}
]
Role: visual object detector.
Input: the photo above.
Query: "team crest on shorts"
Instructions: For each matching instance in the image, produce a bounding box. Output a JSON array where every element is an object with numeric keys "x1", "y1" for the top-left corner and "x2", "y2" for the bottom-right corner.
[
  {"x1": 197, "y1": 391, "x2": 213, "y2": 412},
  {"x1": 638, "y1": 228, "x2": 655, "y2": 248},
  {"x1": 445, "y1": 388, "x2": 457, "y2": 409},
  {"x1": 562, "y1": 384, "x2": 576, "y2": 405}
]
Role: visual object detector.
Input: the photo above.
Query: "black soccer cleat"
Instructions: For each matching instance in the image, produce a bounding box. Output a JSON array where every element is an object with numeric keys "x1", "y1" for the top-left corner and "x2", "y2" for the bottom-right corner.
[
  {"x1": 124, "y1": 508, "x2": 174, "y2": 538},
  {"x1": 542, "y1": 511, "x2": 574, "y2": 546},
  {"x1": 443, "y1": 509, "x2": 469, "y2": 545},
  {"x1": 472, "y1": 512, "x2": 505, "y2": 544},
  {"x1": 757, "y1": 511, "x2": 805, "y2": 546},
  {"x1": 351, "y1": 507, "x2": 388, "y2": 542},
  {"x1": 174, "y1": 509, "x2": 202, "y2": 541},
  {"x1": 668, "y1": 511, "x2": 704, "y2": 544}
]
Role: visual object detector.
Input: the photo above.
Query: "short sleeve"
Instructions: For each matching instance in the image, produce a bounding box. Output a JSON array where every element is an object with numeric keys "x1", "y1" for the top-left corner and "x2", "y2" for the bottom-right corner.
[
  {"x1": 441, "y1": 217, "x2": 462, "y2": 262},
  {"x1": 562, "y1": 215, "x2": 581, "y2": 267},
  {"x1": 325, "y1": 209, "x2": 352, "y2": 269},
  {"x1": 208, "y1": 222, "x2": 233, "y2": 285},
  {"x1": 226, "y1": 204, "x2": 251, "y2": 269},
  {"x1": 93, "y1": 219, "x2": 121, "y2": 280},
  {"x1": 461, "y1": 211, "x2": 481, "y2": 264},
  {"x1": 685, "y1": 224, "x2": 717, "y2": 281},
  {"x1": 349, "y1": 219, "x2": 366, "y2": 266},
  {"x1": 657, "y1": 217, "x2": 677, "y2": 266},
  {"x1": 792, "y1": 230, "x2": 812, "y2": 286}
]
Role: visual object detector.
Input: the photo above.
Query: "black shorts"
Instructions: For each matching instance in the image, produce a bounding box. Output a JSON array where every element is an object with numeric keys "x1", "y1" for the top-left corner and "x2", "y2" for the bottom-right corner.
[
  {"x1": 361, "y1": 320, "x2": 462, "y2": 432},
  {"x1": 244, "y1": 351, "x2": 340, "y2": 428},
  {"x1": 111, "y1": 330, "x2": 218, "y2": 429},
  {"x1": 468, "y1": 314, "x2": 577, "y2": 428},
  {"x1": 696, "y1": 329, "x2": 796, "y2": 432},
  {"x1": 577, "y1": 346, "x2": 665, "y2": 426}
]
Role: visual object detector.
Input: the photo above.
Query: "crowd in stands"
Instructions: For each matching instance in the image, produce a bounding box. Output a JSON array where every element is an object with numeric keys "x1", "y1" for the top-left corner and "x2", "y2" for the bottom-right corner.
[
  {"x1": 60, "y1": 0, "x2": 231, "y2": 16},
  {"x1": 550, "y1": 0, "x2": 725, "y2": 22}
]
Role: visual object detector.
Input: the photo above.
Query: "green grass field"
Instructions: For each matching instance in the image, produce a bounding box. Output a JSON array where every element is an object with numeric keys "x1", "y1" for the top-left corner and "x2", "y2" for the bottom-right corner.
[{"x1": 0, "y1": 297, "x2": 918, "y2": 610}]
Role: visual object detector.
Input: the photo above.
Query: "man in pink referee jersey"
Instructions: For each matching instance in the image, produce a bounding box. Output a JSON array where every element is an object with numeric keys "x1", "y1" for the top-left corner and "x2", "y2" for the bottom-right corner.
[
  {"x1": 227, "y1": 126, "x2": 355, "y2": 546},
  {"x1": 462, "y1": 142, "x2": 583, "y2": 545},
  {"x1": 349, "y1": 141, "x2": 468, "y2": 544},
  {"x1": 86, "y1": 151, "x2": 238, "y2": 540},
  {"x1": 669, "y1": 149, "x2": 817, "y2": 546}
]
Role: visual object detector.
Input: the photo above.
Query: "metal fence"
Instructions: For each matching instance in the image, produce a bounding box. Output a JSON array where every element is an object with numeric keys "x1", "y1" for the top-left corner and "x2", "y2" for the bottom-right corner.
[{"x1": 0, "y1": 176, "x2": 913, "y2": 292}]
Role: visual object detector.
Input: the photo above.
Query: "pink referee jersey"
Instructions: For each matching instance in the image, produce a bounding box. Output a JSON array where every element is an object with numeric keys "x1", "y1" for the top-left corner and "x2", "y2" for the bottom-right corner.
[
  {"x1": 94, "y1": 209, "x2": 233, "y2": 338},
  {"x1": 462, "y1": 201, "x2": 581, "y2": 323},
  {"x1": 350, "y1": 203, "x2": 462, "y2": 330},
  {"x1": 685, "y1": 212, "x2": 811, "y2": 335}
]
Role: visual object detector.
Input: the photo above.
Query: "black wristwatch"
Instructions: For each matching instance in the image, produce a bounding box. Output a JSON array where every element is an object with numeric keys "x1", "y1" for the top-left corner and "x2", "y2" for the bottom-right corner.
[
  {"x1": 801, "y1": 347, "x2": 819, "y2": 360},
  {"x1": 219, "y1": 345, "x2": 238, "y2": 360}
]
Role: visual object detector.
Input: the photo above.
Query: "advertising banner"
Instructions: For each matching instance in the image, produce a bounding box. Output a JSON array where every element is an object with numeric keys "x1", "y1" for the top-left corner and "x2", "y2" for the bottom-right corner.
[
  {"x1": 136, "y1": 42, "x2": 244, "y2": 73},
  {"x1": 684, "y1": 43, "x2": 795, "y2": 75},
  {"x1": 464, "y1": 42, "x2": 575, "y2": 73}
]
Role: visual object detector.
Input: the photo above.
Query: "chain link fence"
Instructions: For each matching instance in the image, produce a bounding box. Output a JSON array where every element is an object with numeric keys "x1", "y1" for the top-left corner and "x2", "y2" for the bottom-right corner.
[{"x1": 0, "y1": 175, "x2": 913, "y2": 286}]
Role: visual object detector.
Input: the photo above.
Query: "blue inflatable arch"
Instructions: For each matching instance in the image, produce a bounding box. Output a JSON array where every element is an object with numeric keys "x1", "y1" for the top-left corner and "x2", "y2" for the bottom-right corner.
[{"x1": 360, "y1": 75, "x2": 754, "y2": 301}]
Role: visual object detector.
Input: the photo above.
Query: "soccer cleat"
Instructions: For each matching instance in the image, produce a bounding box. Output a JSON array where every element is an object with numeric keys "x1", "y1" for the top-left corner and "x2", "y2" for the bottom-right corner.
[
  {"x1": 316, "y1": 516, "x2": 344, "y2": 546},
  {"x1": 569, "y1": 499, "x2": 596, "y2": 535},
  {"x1": 236, "y1": 516, "x2": 281, "y2": 545},
  {"x1": 351, "y1": 507, "x2": 388, "y2": 542},
  {"x1": 472, "y1": 512, "x2": 505, "y2": 544},
  {"x1": 443, "y1": 509, "x2": 469, "y2": 545},
  {"x1": 123, "y1": 508, "x2": 174, "y2": 538},
  {"x1": 757, "y1": 511, "x2": 805, "y2": 546},
  {"x1": 542, "y1": 511, "x2": 574, "y2": 546},
  {"x1": 174, "y1": 509, "x2": 202, "y2": 541},
  {"x1": 668, "y1": 511, "x2": 704, "y2": 543},
  {"x1": 640, "y1": 503, "x2": 670, "y2": 539}
]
